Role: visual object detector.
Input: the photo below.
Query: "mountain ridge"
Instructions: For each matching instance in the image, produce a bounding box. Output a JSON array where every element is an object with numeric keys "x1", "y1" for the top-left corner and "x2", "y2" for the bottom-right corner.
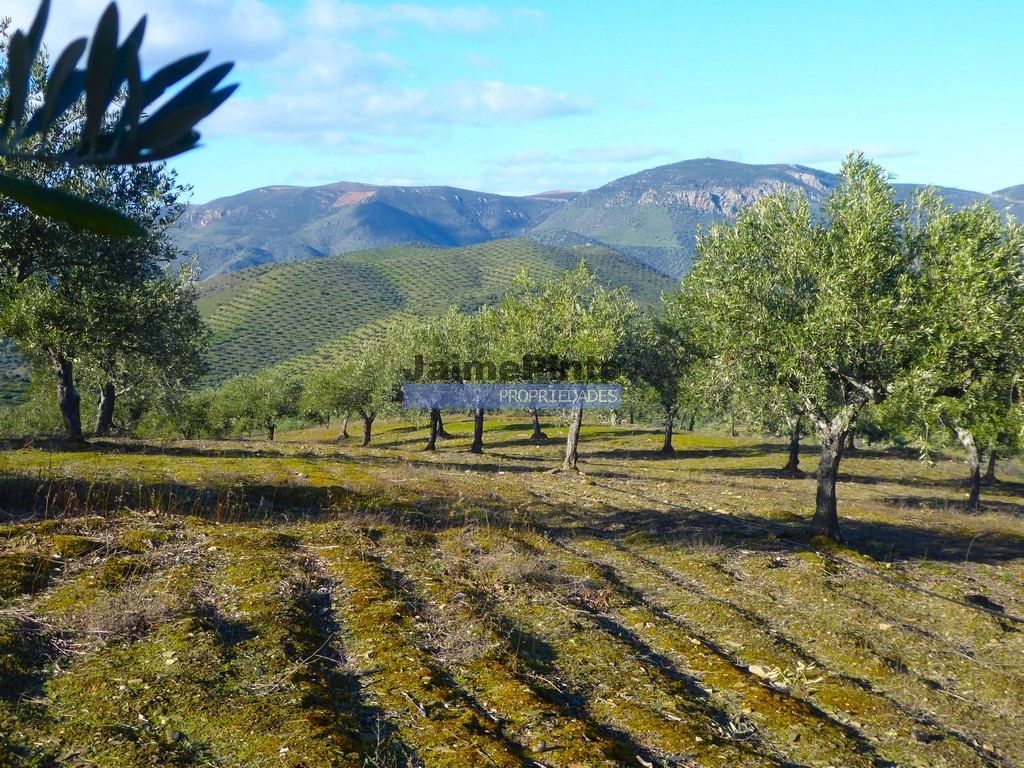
[{"x1": 172, "y1": 159, "x2": 1024, "y2": 281}]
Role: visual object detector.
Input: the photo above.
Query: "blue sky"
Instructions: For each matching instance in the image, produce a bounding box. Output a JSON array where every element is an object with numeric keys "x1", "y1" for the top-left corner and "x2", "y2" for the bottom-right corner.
[{"x1": 9, "y1": 0, "x2": 1024, "y2": 202}]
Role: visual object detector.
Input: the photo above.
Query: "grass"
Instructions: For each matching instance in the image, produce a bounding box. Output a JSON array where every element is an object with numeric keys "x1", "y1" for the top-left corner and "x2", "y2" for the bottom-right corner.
[{"x1": 1, "y1": 420, "x2": 1022, "y2": 767}]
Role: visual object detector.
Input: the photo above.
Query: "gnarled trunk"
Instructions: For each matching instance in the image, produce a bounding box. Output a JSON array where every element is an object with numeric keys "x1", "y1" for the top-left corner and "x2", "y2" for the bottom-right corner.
[
  {"x1": 53, "y1": 353, "x2": 83, "y2": 442},
  {"x1": 984, "y1": 450, "x2": 998, "y2": 485},
  {"x1": 470, "y1": 408, "x2": 485, "y2": 454},
  {"x1": 782, "y1": 416, "x2": 802, "y2": 474},
  {"x1": 561, "y1": 406, "x2": 583, "y2": 471},
  {"x1": 687, "y1": 413, "x2": 696, "y2": 432},
  {"x1": 810, "y1": 412, "x2": 853, "y2": 541},
  {"x1": 845, "y1": 427, "x2": 856, "y2": 452},
  {"x1": 660, "y1": 408, "x2": 676, "y2": 454},
  {"x1": 425, "y1": 408, "x2": 440, "y2": 451},
  {"x1": 437, "y1": 411, "x2": 452, "y2": 438},
  {"x1": 529, "y1": 408, "x2": 548, "y2": 442},
  {"x1": 267, "y1": 423, "x2": 276, "y2": 441},
  {"x1": 95, "y1": 381, "x2": 116, "y2": 437},
  {"x1": 955, "y1": 428, "x2": 982, "y2": 512},
  {"x1": 339, "y1": 413, "x2": 350, "y2": 441},
  {"x1": 361, "y1": 414, "x2": 374, "y2": 447},
  {"x1": 730, "y1": 411, "x2": 738, "y2": 437}
]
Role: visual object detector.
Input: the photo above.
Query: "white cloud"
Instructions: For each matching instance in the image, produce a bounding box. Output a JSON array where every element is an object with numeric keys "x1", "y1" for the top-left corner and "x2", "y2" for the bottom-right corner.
[
  {"x1": 207, "y1": 78, "x2": 588, "y2": 141},
  {"x1": 8, "y1": 0, "x2": 584, "y2": 163},
  {"x1": 4, "y1": 0, "x2": 288, "y2": 68},
  {"x1": 444, "y1": 81, "x2": 589, "y2": 122},
  {"x1": 303, "y1": 0, "x2": 502, "y2": 35}
]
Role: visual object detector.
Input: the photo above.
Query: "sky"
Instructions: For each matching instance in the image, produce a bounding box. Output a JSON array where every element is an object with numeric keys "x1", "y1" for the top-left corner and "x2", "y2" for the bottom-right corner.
[{"x1": 7, "y1": 0, "x2": 1024, "y2": 203}]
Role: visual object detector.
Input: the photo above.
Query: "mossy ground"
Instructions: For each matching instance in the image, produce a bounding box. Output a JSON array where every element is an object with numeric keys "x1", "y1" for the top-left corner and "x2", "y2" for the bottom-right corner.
[{"x1": 1, "y1": 419, "x2": 1022, "y2": 767}]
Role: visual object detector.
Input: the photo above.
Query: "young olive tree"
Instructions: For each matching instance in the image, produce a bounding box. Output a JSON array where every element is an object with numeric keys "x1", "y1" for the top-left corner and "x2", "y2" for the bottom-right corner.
[
  {"x1": 492, "y1": 269, "x2": 562, "y2": 442},
  {"x1": 338, "y1": 330, "x2": 408, "y2": 447},
  {"x1": 404, "y1": 307, "x2": 472, "y2": 451},
  {"x1": 622, "y1": 291, "x2": 706, "y2": 454},
  {"x1": 690, "y1": 154, "x2": 954, "y2": 540},
  {"x1": 215, "y1": 370, "x2": 301, "y2": 441}
]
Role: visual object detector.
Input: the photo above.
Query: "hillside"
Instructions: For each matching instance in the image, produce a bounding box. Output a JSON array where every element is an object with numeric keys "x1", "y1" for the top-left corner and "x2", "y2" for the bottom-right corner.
[
  {"x1": 2, "y1": 424, "x2": 1022, "y2": 766},
  {"x1": 172, "y1": 183, "x2": 578, "y2": 279},
  {"x1": 534, "y1": 160, "x2": 1024, "y2": 276},
  {"x1": 198, "y1": 238, "x2": 678, "y2": 383},
  {"x1": 173, "y1": 159, "x2": 1024, "y2": 280}
]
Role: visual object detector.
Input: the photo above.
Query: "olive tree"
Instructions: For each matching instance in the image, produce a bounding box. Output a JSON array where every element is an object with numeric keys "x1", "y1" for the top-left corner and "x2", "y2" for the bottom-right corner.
[
  {"x1": 215, "y1": 370, "x2": 301, "y2": 441},
  {"x1": 897, "y1": 200, "x2": 1024, "y2": 510},
  {"x1": 690, "y1": 155, "x2": 952, "y2": 540},
  {"x1": 622, "y1": 292, "x2": 706, "y2": 454}
]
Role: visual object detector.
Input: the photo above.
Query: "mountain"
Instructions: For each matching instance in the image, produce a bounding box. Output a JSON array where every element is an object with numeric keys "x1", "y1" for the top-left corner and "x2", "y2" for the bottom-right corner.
[
  {"x1": 197, "y1": 239, "x2": 678, "y2": 383},
  {"x1": 533, "y1": 160, "x2": 1024, "y2": 276},
  {"x1": 173, "y1": 160, "x2": 1024, "y2": 281},
  {"x1": 532, "y1": 159, "x2": 840, "y2": 276},
  {"x1": 172, "y1": 182, "x2": 579, "y2": 279}
]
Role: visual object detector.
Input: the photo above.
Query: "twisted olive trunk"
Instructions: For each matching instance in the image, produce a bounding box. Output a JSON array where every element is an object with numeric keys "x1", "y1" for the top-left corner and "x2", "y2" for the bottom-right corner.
[
  {"x1": 660, "y1": 408, "x2": 676, "y2": 454},
  {"x1": 53, "y1": 353, "x2": 83, "y2": 442},
  {"x1": 530, "y1": 408, "x2": 548, "y2": 442},
  {"x1": 783, "y1": 416, "x2": 802, "y2": 474},
  {"x1": 561, "y1": 406, "x2": 584, "y2": 471},
  {"x1": 810, "y1": 411, "x2": 854, "y2": 541},
  {"x1": 470, "y1": 408, "x2": 485, "y2": 454},
  {"x1": 361, "y1": 414, "x2": 374, "y2": 447},
  {"x1": 425, "y1": 408, "x2": 440, "y2": 451},
  {"x1": 95, "y1": 381, "x2": 116, "y2": 437},
  {"x1": 955, "y1": 428, "x2": 983, "y2": 512},
  {"x1": 984, "y1": 451, "x2": 998, "y2": 485}
]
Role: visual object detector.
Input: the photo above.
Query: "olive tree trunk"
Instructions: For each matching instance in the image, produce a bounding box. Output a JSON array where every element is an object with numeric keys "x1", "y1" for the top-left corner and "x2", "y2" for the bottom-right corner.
[
  {"x1": 470, "y1": 408, "x2": 485, "y2": 454},
  {"x1": 267, "y1": 423, "x2": 276, "y2": 441},
  {"x1": 339, "y1": 413, "x2": 350, "y2": 441},
  {"x1": 425, "y1": 408, "x2": 440, "y2": 451},
  {"x1": 660, "y1": 408, "x2": 676, "y2": 454},
  {"x1": 94, "y1": 381, "x2": 116, "y2": 437},
  {"x1": 561, "y1": 406, "x2": 584, "y2": 471},
  {"x1": 53, "y1": 353, "x2": 84, "y2": 442},
  {"x1": 810, "y1": 411, "x2": 854, "y2": 540},
  {"x1": 529, "y1": 408, "x2": 548, "y2": 442},
  {"x1": 361, "y1": 414, "x2": 374, "y2": 447},
  {"x1": 984, "y1": 450, "x2": 998, "y2": 485},
  {"x1": 437, "y1": 411, "x2": 452, "y2": 438},
  {"x1": 687, "y1": 413, "x2": 696, "y2": 431},
  {"x1": 782, "y1": 415, "x2": 802, "y2": 474},
  {"x1": 955, "y1": 428, "x2": 983, "y2": 512}
]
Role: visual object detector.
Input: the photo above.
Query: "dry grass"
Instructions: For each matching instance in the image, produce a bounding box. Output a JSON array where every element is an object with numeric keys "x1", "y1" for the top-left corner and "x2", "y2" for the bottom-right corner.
[{"x1": 1, "y1": 418, "x2": 1022, "y2": 767}]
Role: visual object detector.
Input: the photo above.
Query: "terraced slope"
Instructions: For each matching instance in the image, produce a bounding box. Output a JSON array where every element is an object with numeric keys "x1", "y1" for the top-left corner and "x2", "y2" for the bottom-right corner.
[
  {"x1": 197, "y1": 238, "x2": 679, "y2": 383},
  {"x1": 1, "y1": 425, "x2": 1022, "y2": 767}
]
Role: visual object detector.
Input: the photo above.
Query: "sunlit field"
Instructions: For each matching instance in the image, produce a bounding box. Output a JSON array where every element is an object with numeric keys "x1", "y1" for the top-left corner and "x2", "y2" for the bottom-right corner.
[{"x1": 2, "y1": 419, "x2": 1022, "y2": 768}]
